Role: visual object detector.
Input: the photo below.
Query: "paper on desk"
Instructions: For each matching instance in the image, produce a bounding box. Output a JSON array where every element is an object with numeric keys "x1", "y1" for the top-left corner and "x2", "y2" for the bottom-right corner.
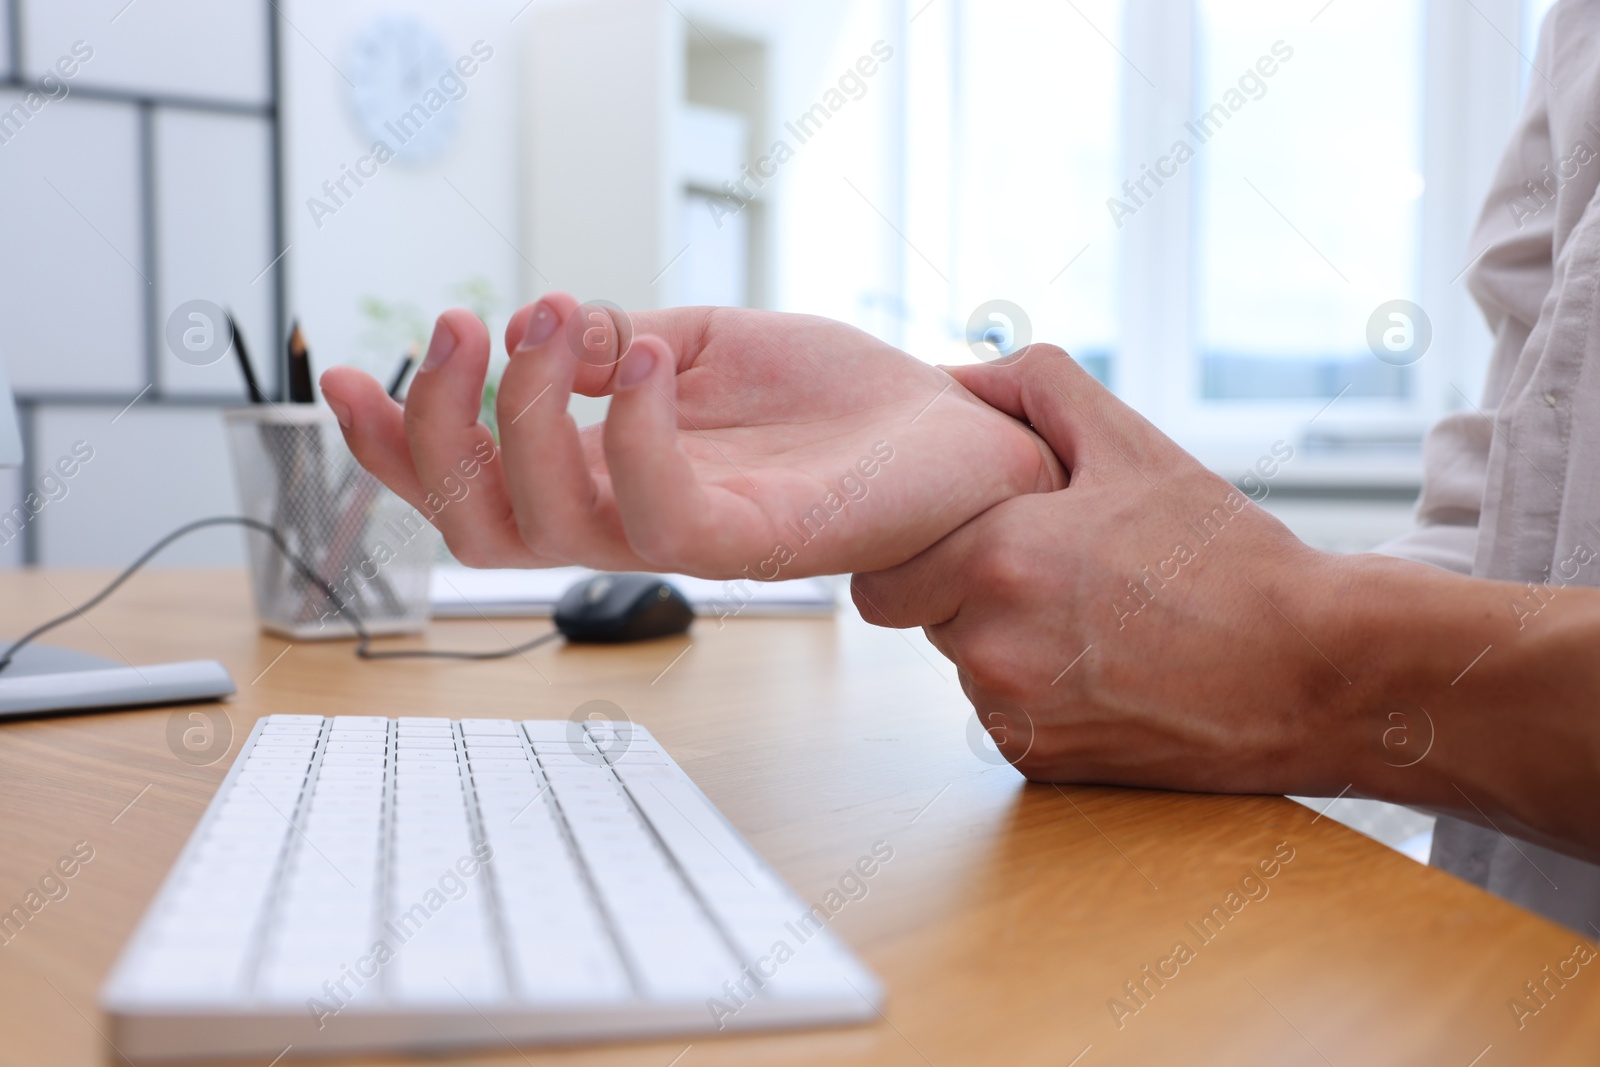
[{"x1": 430, "y1": 565, "x2": 838, "y2": 618}]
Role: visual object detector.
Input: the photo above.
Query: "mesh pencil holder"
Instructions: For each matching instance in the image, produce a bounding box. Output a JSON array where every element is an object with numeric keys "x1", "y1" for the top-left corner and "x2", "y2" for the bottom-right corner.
[{"x1": 224, "y1": 407, "x2": 439, "y2": 640}]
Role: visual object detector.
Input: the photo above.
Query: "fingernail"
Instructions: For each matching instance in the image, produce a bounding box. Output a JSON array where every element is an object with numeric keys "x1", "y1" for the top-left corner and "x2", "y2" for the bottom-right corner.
[
  {"x1": 618, "y1": 345, "x2": 656, "y2": 389},
  {"x1": 421, "y1": 321, "x2": 459, "y2": 371},
  {"x1": 326, "y1": 395, "x2": 352, "y2": 430},
  {"x1": 516, "y1": 302, "x2": 558, "y2": 353}
]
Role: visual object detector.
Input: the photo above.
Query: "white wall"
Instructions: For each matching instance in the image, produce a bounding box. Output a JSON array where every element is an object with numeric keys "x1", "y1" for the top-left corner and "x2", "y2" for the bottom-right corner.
[
  {"x1": 0, "y1": 0, "x2": 12, "y2": 84},
  {"x1": 0, "y1": 92, "x2": 147, "y2": 396},
  {"x1": 0, "y1": 0, "x2": 280, "y2": 569},
  {"x1": 23, "y1": 0, "x2": 269, "y2": 105},
  {"x1": 154, "y1": 109, "x2": 278, "y2": 399},
  {"x1": 0, "y1": 0, "x2": 523, "y2": 568},
  {"x1": 32, "y1": 405, "x2": 241, "y2": 566},
  {"x1": 280, "y1": 0, "x2": 522, "y2": 385}
]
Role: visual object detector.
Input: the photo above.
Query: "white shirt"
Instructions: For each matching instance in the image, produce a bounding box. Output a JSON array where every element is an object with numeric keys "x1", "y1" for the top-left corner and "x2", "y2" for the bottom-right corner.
[{"x1": 1379, "y1": 0, "x2": 1600, "y2": 933}]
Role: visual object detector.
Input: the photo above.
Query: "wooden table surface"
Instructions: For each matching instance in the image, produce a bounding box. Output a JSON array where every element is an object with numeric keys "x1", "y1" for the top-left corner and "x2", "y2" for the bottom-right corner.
[{"x1": 0, "y1": 569, "x2": 1594, "y2": 1067}]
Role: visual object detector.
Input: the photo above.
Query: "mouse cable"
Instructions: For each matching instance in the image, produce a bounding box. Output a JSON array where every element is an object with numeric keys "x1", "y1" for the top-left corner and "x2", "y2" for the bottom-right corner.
[{"x1": 0, "y1": 515, "x2": 561, "y2": 675}]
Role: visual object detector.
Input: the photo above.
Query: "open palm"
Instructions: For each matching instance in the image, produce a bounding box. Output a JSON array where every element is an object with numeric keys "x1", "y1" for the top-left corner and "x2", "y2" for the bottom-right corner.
[{"x1": 321, "y1": 293, "x2": 1062, "y2": 580}]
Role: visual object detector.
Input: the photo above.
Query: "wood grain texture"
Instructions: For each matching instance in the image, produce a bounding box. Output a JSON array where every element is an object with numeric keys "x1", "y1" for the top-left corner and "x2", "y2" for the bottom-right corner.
[{"x1": 0, "y1": 569, "x2": 1595, "y2": 1066}]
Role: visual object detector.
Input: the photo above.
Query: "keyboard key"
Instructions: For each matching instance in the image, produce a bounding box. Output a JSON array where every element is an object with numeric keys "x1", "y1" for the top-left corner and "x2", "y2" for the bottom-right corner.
[
  {"x1": 320, "y1": 755, "x2": 387, "y2": 769},
  {"x1": 324, "y1": 740, "x2": 387, "y2": 753},
  {"x1": 606, "y1": 749, "x2": 669, "y2": 765},
  {"x1": 259, "y1": 727, "x2": 322, "y2": 740},
  {"x1": 521, "y1": 721, "x2": 582, "y2": 743},
  {"x1": 330, "y1": 715, "x2": 388, "y2": 729},
  {"x1": 398, "y1": 747, "x2": 457, "y2": 760},
  {"x1": 535, "y1": 751, "x2": 604, "y2": 767},
  {"x1": 398, "y1": 736, "x2": 456, "y2": 748},
  {"x1": 252, "y1": 736, "x2": 318, "y2": 749},
  {"x1": 465, "y1": 735, "x2": 523, "y2": 747},
  {"x1": 460, "y1": 719, "x2": 517, "y2": 735}
]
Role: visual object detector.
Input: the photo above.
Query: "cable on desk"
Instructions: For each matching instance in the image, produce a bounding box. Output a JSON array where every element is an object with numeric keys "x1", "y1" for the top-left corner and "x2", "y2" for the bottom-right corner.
[{"x1": 0, "y1": 516, "x2": 561, "y2": 675}]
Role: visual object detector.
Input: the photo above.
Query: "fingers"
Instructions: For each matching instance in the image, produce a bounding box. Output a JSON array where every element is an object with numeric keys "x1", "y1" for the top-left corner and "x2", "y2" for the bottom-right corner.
[
  {"x1": 496, "y1": 295, "x2": 637, "y2": 566},
  {"x1": 497, "y1": 296, "x2": 735, "y2": 571},
  {"x1": 851, "y1": 517, "x2": 981, "y2": 629},
  {"x1": 936, "y1": 368, "x2": 1068, "y2": 494},
  {"x1": 602, "y1": 335, "x2": 747, "y2": 573},
  {"x1": 505, "y1": 292, "x2": 618, "y2": 399},
  {"x1": 504, "y1": 295, "x2": 710, "y2": 398},
  {"x1": 945, "y1": 345, "x2": 1097, "y2": 472},
  {"x1": 949, "y1": 344, "x2": 1190, "y2": 490},
  {"x1": 320, "y1": 366, "x2": 428, "y2": 506},
  {"x1": 402, "y1": 309, "x2": 539, "y2": 567}
]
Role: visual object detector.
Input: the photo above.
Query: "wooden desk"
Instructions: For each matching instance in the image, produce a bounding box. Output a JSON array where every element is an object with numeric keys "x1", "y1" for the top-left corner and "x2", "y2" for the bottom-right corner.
[{"x1": 0, "y1": 569, "x2": 1595, "y2": 1066}]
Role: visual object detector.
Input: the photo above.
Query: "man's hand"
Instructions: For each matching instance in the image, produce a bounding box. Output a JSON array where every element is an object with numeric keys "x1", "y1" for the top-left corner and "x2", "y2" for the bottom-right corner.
[
  {"x1": 320, "y1": 295, "x2": 1063, "y2": 579},
  {"x1": 852, "y1": 344, "x2": 1600, "y2": 863},
  {"x1": 851, "y1": 344, "x2": 1359, "y2": 796}
]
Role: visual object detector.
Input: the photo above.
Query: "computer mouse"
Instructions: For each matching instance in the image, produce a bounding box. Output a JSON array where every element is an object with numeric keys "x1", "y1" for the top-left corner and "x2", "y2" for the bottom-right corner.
[{"x1": 553, "y1": 573, "x2": 694, "y2": 643}]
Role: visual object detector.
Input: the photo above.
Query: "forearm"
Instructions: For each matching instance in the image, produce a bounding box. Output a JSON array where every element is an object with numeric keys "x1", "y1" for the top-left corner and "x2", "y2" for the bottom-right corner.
[{"x1": 1315, "y1": 553, "x2": 1600, "y2": 862}]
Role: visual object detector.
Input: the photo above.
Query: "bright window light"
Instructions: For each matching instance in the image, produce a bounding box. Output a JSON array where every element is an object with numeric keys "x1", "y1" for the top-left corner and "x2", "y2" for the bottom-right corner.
[
  {"x1": 1192, "y1": 0, "x2": 1424, "y2": 401},
  {"x1": 903, "y1": 0, "x2": 1122, "y2": 378}
]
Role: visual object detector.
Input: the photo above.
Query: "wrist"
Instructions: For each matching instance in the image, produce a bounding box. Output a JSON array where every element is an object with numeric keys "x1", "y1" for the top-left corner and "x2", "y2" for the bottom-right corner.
[
  {"x1": 1307, "y1": 552, "x2": 1500, "y2": 806},
  {"x1": 1252, "y1": 546, "x2": 1378, "y2": 792}
]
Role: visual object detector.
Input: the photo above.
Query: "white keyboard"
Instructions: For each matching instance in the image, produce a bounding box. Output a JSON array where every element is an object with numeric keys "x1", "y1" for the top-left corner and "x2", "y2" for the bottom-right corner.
[{"x1": 102, "y1": 715, "x2": 881, "y2": 1059}]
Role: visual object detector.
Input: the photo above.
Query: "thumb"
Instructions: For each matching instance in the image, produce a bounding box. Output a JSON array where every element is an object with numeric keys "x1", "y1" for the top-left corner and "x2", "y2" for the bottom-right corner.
[
  {"x1": 945, "y1": 344, "x2": 1179, "y2": 486},
  {"x1": 602, "y1": 335, "x2": 744, "y2": 575}
]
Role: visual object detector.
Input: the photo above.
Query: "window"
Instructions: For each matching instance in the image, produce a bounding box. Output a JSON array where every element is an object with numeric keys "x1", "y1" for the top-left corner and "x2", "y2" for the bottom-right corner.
[
  {"x1": 1193, "y1": 0, "x2": 1424, "y2": 402},
  {"x1": 1524, "y1": 0, "x2": 1558, "y2": 84},
  {"x1": 901, "y1": 0, "x2": 1122, "y2": 379},
  {"x1": 814, "y1": 0, "x2": 1551, "y2": 464}
]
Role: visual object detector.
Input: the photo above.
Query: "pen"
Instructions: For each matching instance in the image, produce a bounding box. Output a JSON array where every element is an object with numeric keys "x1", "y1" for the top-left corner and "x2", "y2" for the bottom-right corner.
[
  {"x1": 386, "y1": 344, "x2": 417, "y2": 399},
  {"x1": 287, "y1": 321, "x2": 314, "y2": 403},
  {"x1": 227, "y1": 310, "x2": 265, "y2": 404}
]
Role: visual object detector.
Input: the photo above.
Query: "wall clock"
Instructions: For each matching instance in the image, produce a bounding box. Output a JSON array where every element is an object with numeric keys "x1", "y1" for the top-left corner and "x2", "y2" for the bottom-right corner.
[{"x1": 346, "y1": 14, "x2": 458, "y2": 165}]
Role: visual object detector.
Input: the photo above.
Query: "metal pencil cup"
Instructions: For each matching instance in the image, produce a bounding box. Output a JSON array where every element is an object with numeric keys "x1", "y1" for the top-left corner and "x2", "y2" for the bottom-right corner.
[{"x1": 224, "y1": 407, "x2": 439, "y2": 640}]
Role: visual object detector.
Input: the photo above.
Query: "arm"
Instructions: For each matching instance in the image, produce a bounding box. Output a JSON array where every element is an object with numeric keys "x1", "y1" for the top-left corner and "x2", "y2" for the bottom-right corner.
[
  {"x1": 1323, "y1": 551, "x2": 1600, "y2": 863},
  {"x1": 851, "y1": 345, "x2": 1600, "y2": 864},
  {"x1": 320, "y1": 294, "x2": 1063, "y2": 579}
]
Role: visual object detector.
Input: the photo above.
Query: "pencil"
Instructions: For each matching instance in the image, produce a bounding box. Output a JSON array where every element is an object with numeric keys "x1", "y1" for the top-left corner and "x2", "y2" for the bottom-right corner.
[
  {"x1": 287, "y1": 321, "x2": 314, "y2": 403},
  {"x1": 226, "y1": 310, "x2": 265, "y2": 404},
  {"x1": 386, "y1": 344, "x2": 417, "y2": 399}
]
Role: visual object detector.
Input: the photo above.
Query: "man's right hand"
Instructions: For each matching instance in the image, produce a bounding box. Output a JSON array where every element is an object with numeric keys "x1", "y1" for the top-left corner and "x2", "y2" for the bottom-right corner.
[
  {"x1": 851, "y1": 344, "x2": 1600, "y2": 864},
  {"x1": 851, "y1": 343, "x2": 1347, "y2": 795}
]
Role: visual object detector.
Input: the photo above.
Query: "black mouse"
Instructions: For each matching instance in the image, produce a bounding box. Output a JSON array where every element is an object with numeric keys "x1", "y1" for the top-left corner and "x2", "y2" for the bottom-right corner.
[{"x1": 553, "y1": 573, "x2": 693, "y2": 643}]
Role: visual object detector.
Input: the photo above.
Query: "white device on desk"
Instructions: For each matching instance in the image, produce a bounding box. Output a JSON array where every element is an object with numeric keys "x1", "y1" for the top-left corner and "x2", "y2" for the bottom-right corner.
[
  {"x1": 432, "y1": 564, "x2": 837, "y2": 619},
  {"x1": 0, "y1": 357, "x2": 236, "y2": 717},
  {"x1": 102, "y1": 715, "x2": 883, "y2": 1059}
]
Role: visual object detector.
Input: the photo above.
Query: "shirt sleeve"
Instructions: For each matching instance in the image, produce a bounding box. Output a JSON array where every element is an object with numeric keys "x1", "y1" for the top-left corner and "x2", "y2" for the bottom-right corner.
[{"x1": 1375, "y1": 20, "x2": 1557, "y2": 577}]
